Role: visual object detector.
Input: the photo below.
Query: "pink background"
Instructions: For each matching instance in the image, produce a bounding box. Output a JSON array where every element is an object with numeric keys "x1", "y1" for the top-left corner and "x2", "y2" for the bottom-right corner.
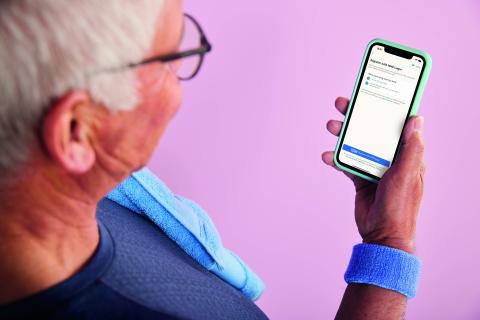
[{"x1": 149, "y1": 1, "x2": 480, "y2": 319}]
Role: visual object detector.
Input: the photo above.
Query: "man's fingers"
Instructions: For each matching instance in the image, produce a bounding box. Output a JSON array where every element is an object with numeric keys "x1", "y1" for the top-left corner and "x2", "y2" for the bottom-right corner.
[
  {"x1": 322, "y1": 151, "x2": 358, "y2": 181},
  {"x1": 326, "y1": 120, "x2": 343, "y2": 136},
  {"x1": 390, "y1": 116, "x2": 425, "y2": 178},
  {"x1": 322, "y1": 151, "x2": 335, "y2": 166},
  {"x1": 335, "y1": 97, "x2": 350, "y2": 115}
]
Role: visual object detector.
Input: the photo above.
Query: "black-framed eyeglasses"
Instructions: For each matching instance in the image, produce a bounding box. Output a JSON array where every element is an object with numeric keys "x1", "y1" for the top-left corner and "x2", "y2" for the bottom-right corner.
[{"x1": 128, "y1": 13, "x2": 212, "y2": 81}]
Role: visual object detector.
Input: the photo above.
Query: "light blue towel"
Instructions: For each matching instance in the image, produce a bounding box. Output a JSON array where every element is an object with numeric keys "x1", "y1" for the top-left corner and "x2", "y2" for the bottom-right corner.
[{"x1": 106, "y1": 167, "x2": 265, "y2": 301}]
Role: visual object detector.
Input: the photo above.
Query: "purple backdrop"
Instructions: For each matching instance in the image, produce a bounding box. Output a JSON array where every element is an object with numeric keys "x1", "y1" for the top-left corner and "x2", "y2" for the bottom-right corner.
[{"x1": 148, "y1": 1, "x2": 480, "y2": 319}]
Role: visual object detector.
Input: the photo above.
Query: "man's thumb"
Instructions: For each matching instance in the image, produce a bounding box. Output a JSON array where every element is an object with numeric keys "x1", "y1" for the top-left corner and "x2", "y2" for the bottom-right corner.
[{"x1": 391, "y1": 116, "x2": 425, "y2": 176}]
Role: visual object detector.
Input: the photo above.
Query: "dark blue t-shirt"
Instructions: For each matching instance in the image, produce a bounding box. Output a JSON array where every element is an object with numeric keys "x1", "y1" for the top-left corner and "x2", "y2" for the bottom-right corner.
[{"x1": 0, "y1": 199, "x2": 268, "y2": 320}]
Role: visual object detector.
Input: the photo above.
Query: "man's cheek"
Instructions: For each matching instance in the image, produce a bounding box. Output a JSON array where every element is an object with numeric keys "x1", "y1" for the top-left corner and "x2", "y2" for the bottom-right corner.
[
  {"x1": 162, "y1": 74, "x2": 183, "y2": 118},
  {"x1": 152, "y1": 80, "x2": 183, "y2": 126}
]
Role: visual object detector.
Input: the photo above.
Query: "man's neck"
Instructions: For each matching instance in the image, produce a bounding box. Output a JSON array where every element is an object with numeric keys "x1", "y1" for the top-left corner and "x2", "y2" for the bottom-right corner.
[{"x1": 0, "y1": 170, "x2": 100, "y2": 305}]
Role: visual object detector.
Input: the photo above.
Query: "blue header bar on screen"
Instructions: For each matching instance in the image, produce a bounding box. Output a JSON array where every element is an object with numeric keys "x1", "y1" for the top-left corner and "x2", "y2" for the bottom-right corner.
[{"x1": 342, "y1": 144, "x2": 391, "y2": 167}]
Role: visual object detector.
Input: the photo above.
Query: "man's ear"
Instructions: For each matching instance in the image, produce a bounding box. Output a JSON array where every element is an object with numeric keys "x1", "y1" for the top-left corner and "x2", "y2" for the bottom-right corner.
[{"x1": 42, "y1": 91, "x2": 96, "y2": 174}]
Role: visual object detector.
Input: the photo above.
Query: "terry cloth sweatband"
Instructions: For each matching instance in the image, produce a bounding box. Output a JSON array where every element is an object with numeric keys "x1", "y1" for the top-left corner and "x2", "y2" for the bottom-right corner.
[{"x1": 344, "y1": 243, "x2": 421, "y2": 299}]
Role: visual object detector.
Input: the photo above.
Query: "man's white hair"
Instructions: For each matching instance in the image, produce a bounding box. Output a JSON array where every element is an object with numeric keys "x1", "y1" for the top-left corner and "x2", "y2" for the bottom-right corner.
[{"x1": 0, "y1": 0, "x2": 165, "y2": 171}]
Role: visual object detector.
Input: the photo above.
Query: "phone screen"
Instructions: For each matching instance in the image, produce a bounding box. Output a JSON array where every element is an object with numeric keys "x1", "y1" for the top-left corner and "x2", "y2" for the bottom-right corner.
[{"x1": 337, "y1": 43, "x2": 425, "y2": 179}]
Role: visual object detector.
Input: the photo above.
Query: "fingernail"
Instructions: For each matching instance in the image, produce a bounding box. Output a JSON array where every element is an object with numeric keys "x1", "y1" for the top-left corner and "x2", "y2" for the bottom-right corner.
[{"x1": 414, "y1": 116, "x2": 424, "y2": 133}]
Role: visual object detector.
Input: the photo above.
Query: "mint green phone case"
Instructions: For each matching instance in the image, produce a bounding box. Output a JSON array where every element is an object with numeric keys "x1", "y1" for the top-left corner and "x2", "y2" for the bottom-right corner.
[{"x1": 333, "y1": 38, "x2": 432, "y2": 183}]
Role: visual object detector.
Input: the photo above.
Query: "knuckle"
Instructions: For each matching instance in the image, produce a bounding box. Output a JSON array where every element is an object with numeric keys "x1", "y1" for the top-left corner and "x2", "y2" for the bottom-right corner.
[
  {"x1": 420, "y1": 162, "x2": 426, "y2": 176},
  {"x1": 413, "y1": 133, "x2": 425, "y2": 153}
]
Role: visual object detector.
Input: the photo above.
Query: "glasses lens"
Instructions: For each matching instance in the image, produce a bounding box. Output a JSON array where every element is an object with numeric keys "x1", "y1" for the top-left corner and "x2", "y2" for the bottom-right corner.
[
  {"x1": 177, "y1": 55, "x2": 201, "y2": 80},
  {"x1": 176, "y1": 15, "x2": 202, "y2": 80}
]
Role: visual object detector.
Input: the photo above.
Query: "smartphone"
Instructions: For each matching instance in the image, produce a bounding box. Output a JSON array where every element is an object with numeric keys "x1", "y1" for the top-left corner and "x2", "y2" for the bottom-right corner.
[{"x1": 334, "y1": 39, "x2": 432, "y2": 183}]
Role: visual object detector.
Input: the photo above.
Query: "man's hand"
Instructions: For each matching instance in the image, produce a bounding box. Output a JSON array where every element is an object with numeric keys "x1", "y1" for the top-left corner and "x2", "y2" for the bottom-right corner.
[
  {"x1": 322, "y1": 96, "x2": 425, "y2": 253},
  {"x1": 323, "y1": 96, "x2": 425, "y2": 320}
]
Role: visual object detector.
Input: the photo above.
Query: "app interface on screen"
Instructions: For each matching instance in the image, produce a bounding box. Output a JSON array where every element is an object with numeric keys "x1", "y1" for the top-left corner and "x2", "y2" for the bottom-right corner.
[{"x1": 339, "y1": 45, "x2": 423, "y2": 177}]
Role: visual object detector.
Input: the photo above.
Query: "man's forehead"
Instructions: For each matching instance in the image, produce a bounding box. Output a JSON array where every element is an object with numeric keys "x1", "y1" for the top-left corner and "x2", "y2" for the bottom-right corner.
[{"x1": 148, "y1": 0, "x2": 184, "y2": 58}]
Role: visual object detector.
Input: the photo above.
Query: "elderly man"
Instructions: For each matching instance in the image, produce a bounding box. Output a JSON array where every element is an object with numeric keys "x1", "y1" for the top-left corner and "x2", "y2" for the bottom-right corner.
[{"x1": 0, "y1": 1, "x2": 425, "y2": 319}]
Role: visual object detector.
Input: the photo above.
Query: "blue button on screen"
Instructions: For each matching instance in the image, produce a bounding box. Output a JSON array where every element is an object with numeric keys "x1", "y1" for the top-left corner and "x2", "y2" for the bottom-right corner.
[{"x1": 342, "y1": 144, "x2": 391, "y2": 167}]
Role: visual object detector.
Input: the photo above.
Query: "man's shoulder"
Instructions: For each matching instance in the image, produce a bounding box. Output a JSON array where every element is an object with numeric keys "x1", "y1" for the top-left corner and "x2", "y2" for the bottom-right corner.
[
  {"x1": 96, "y1": 198, "x2": 268, "y2": 320},
  {"x1": 0, "y1": 199, "x2": 267, "y2": 320}
]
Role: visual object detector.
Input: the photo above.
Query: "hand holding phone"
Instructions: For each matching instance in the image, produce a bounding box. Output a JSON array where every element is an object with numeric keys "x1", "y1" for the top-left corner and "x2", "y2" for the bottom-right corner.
[{"x1": 322, "y1": 96, "x2": 425, "y2": 253}]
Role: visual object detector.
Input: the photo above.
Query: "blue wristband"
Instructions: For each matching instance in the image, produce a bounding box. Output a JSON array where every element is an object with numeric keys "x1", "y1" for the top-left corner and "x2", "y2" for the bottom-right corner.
[{"x1": 344, "y1": 243, "x2": 421, "y2": 299}]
